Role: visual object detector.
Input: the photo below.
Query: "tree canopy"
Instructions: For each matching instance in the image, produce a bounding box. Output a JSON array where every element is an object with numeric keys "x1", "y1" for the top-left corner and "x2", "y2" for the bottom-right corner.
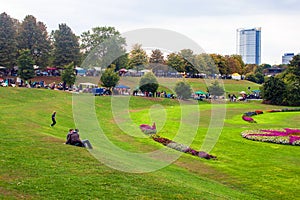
[
  {"x1": 129, "y1": 44, "x2": 148, "y2": 71},
  {"x1": 0, "y1": 12, "x2": 18, "y2": 69},
  {"x1": 100, "y1": 68, "x2": 120, "y2": 89},
  {"x1": 18, "y1": 15, "x2": 51, "y2": 68},
  {"x1": 52, "y1": 23, "x2": 81, "y2": 67},
  {"x1": 261, "y1": 55, "x2": 300, "y2": 106},
  {"x1": 17, "y1": 49, "x2": 34, "y2": 80},
  {"x1": 61, "y1": 63, "x2": 76, "y2": 88}
]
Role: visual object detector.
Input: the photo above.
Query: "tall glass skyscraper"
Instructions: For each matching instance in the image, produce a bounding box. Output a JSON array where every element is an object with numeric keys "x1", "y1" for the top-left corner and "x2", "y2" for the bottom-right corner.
[{"x1": 237, "y1": 27, "x2": 261, "y2": 65}]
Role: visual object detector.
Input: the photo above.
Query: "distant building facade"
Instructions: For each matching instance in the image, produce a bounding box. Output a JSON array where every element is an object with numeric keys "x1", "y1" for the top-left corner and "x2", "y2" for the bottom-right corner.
[
  {"x1": 282, "y1": 53, "x2": 294, "y2": 64},
  {"x1": 263, "y1": 67, "x2": 285, "y2": 76},
  {"x1": 237, "y1": 27, "x2": 261, "y2": 65}
]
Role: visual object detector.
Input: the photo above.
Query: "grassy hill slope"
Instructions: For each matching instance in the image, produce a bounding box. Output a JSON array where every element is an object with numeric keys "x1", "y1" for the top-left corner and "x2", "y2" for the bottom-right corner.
[{"x1": 0, "y1": 85, "x2": 299, "y2": 199}]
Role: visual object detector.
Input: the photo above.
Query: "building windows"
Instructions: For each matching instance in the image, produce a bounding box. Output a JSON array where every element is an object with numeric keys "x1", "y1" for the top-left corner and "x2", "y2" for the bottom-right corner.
[
  {"x1": 237, "y1": 27, "x2": 261, "y2": 65},
  {"x1": 282, "y1": 53, "x2": 294, "y2": 64}
]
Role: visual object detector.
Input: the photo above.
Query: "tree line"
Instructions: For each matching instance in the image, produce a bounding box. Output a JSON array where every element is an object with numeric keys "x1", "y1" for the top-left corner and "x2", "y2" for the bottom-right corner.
[{"x1": 0, "y1": 12, "x2": 288, "y2": 80}]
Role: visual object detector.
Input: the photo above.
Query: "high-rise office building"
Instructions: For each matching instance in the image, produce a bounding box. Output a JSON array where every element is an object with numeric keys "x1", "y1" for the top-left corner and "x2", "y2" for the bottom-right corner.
[
  {"x1": 282, "y1": 53, "x2": 294, "y2": 64},
  {"x1": 237, "y1": 27, "x2": 261, "y2": 65}
]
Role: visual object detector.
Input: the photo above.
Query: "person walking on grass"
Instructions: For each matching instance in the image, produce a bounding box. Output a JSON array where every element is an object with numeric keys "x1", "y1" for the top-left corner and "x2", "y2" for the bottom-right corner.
[{"x1": 50, "y1": 111, "x2": 56, "y2": 127}]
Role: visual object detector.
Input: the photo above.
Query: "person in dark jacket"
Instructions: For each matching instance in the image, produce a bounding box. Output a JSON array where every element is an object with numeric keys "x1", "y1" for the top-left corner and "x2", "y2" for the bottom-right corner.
[
  {"x1": 50, "y1": 111, "x2": 56, "y2": 127},
  {"x1": 65, "y1": 129, "x2": 85, "y2": 147}
]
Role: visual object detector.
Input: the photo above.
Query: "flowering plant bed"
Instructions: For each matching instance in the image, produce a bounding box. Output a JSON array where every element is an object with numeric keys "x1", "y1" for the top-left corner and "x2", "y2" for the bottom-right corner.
[
  {"x1": 266, "y1": 108, "x2": 300, "y2": 113},
  {"x1": 152, "y1": 135, "x2": 216, "y2": 159},
  {"x1": 241, "y1": 128, "x2": 300, "y2": 146}
]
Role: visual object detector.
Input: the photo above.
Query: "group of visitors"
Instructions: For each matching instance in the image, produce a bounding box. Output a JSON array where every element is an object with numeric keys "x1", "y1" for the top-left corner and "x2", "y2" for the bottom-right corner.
[
  {"x1": 50, "y1": 111, "x2": 92, "y2": 149},
  {"x1": 65, "y1": 128, "x2": 93, "y2": 149},
  {"x1": 228, "y1": 94, "x2": 238, "y2": 102}
]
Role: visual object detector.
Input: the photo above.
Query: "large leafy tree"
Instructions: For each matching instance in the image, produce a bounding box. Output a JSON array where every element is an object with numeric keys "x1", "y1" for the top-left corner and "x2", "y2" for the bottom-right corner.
[
  {"x1": 81, "y1": 28, "x2": 126, "y2": 71},
  {"x1": 225, "y1": 55, "x2": 243, "y2": 74},
  {"x1": 35, "y1": 22, "x2": 51, "y2": 68},
  {"x1": 17, "y1": 49, "x2": 34, "y2": 81},
  {"x1": 287, "y1": 54, "x2": 300, "y2": 79},
  {"x1": 0, "y1": 12, "x2": 18, "y2": 69},
  {"x1": 149, "y1": 49, "x2": 166, "y2": 73},
  {"x1": 139, "y1": 72, "x2": 159, "y2": 93},
  {"x1": 261, "y1": 76, "x2": 286, "y2": 105},
  {"x1": 61, "y1": 63, "x2": 76, "y2": 88},
  {"x1": 210, "y1": 54, "x2": 228, "y2": 76},
  {"x1": 166, "y1": 53, "x2": 185, "y2": 72},
  {"x1": 149, "y1": 49, "x2": 164, "y2": 65},
  {"x1": 128, "y1": 44, "x2": 148, "y2": 71},
  {"x1": 174, "y1": 81, "x2": 192, "y2": 99},
  {"x1": 196, "y1": 53, "x2": 219, "y2": 75},
  {"x1": 81, "y1": 26, "x2": 125, "y2": 56},
  {"x1": 260, "y1": 56, "x2": 300, "y2": 106},
  {"x1": 17, "y1": 15, "x2": 51, "y2": 68},
  {"x1": 111, "y1": 53, "x2": 129, "y2": 71},
  {"x1": 53, "y1": 23, "x2": 80, "y2": 67},
  {"x1": 180, "y1": 49, "x2": 197, "y2": 75},
  {"x1": 100, "y1": 68, "x2": 120, "y2": 89}
]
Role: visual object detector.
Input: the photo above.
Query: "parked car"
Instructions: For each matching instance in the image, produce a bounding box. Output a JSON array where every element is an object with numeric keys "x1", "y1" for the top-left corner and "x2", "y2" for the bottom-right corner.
[{"x1": 92, "y1": 88, "x2": 106, "y2": 96}]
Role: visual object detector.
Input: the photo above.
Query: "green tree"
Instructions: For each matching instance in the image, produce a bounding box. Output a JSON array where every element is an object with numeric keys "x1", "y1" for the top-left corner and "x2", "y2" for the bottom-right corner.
[
  {"x1": 53, "y1": 24, "x2": 81, "y2": 67},
  {"x1": 35, "y1": 21, "x2": 51, "y2": 68},
  {"x1": 287, "y1": 54, "x2": 300, "y2": 79},
  {"x1": 61, "y1": 63, "x2": 76, "y2": 89},
  {"x1": 166, "y1": 53, "x2": 185, "y2": 72},
  {"x1": 17, "y1": 49, "x2": 34, "y2": 81},
  {"x1": 246, "y1": 72, "x2": 264, "y2": 84},
  {"x1": 286, "y1": 82, "x2": 300, "y2": 106},
  {"x1": 149, "y1": 49, "x2": 167, "y2": 73},
  {"x1": 244, "y1": 64, "x2": 258, "y2": 75},
  {"x1": 139, "y1": 72, "x2": 159, "y2": 93},
  {"x1": 174, "y1": 81, "x2": 192, "y2": 99},
  {"x1": 210, "y1": 54, "x2": 228, "y2": 76},
  {"x1": 17, "y1": 15, "x2": 51, "y2": 68},
  {"x1": 256, "y1": 63, "x2": 271, "y2": 74},
  {"x1": 254, "y1": 72, "x2": 265, "y2": 84},
  {"x1": 0, "y1": 12, "x2": 18, "y2": 69},
  {"x1": 81, "y1": 34, "x2": 126, "y2": 71},
  {"x1": 80, "y1": 26, "x2": 125, "y2": 56},
  {"x1": 180, "y1": 49, "x2": 198, "y2": 75},
  {"x1": 149, "y1": 49, "x2": 164, "y2": 65},
  {"x1": 100, "y1": 68, "x2": 120, "y2": 89},
  {"x1": 128, "y1": 44, "x2": 148, "y2": 71},
  {"x1": 246, "y1": 73, "x2": 257, "y2": 83},
  {"x1": 197, "y1": 53, "x2": 219, "y2": 76},
  {"x1": 261, "y1": 76, "x2": 286, "y2": 105},
  {"x1": 207, "y1": 81, "x2": 225, "y2": 96}
]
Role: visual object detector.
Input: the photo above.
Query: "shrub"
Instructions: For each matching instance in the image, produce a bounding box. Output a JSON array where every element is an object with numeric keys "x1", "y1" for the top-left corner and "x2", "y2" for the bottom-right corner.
[
  {"x1": 174, "y1": 81, "x2": 192, "y2": 99},
  {"x1": 139, "y1": 72, "x2": 159, "y2": 93}
]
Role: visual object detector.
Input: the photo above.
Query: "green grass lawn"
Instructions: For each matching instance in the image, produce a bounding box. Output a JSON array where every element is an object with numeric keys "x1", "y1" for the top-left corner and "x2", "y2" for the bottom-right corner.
[{"x1": 0, "y1": 79, "x2": 299, "y2": 199}]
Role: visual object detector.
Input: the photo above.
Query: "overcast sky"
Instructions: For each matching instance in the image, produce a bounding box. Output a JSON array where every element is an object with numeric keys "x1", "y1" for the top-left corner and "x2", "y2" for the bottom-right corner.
[{"x1": 2, "y1": 0, "x2": 300, "y2": 64}]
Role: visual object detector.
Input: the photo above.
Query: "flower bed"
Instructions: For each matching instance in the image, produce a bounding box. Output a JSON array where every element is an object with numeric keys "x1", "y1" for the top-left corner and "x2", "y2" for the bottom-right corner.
[
  {"x1": 242, "y1": 128, "x2": 300, "y2": 146},
  {"x1": 152, "y1": 135, "x2": 216, "y2": 159},
  {"x1": 266, "y1": 108, "x2": 300, "y2": 113}
]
